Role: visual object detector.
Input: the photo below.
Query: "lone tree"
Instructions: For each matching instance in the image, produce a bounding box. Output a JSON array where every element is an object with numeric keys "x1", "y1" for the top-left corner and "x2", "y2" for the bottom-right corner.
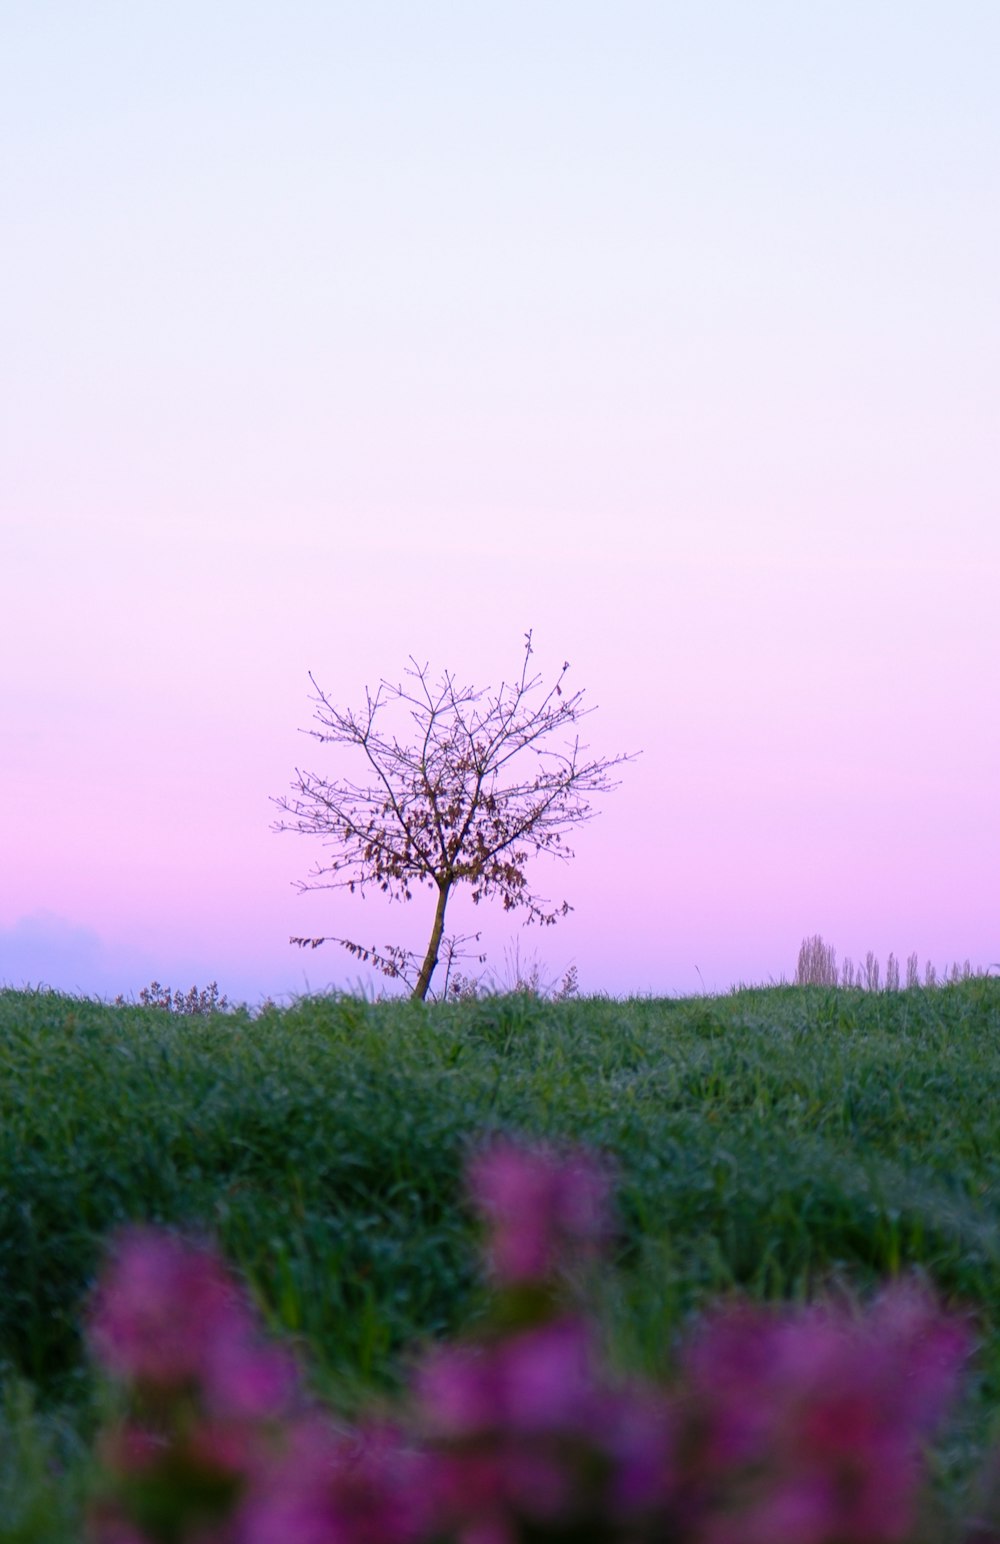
[{"x1": 272, "y1": 632, "x2": 637, "y2": 1001}]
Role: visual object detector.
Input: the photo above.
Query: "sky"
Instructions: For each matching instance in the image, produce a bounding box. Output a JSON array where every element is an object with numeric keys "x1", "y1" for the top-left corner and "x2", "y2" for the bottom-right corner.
[{"x1": 2, "y1": 1, "x2": 998, "y2": 1004}]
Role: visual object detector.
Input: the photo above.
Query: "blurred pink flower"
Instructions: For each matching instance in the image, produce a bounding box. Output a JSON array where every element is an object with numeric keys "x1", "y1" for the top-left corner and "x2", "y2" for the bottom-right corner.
[
  {"x1": 417, "y1": 1318, "x2": 595, "y2": 1441},
  {"x1": 94, "y1": 1409, "x2": 266, "y2": 1544},
  {"x1": 678, "y1": 1285, "x2": 971, "y2": 1544},
  {"x1": 466, "y1": 1138, "x2": 613, "y2": 1286},
  {"x1": 88, "y1": 1521, "x2": 157, "y2": 1544},
  {"x1": 203, "y1": 1329, "x2": 300, "y2": 1423},
  {"x1": 96, "y1": 1423, "x2": 168, "y2": 1478},
  {"x1": 84, "y1": 1144, "x2": 979, "y2": 1544},
  {"x1": 240, "y1": 1416, "x2": 431, "y2": 1544},
  {"x1": 90, "y1": 1229, "x2": 248, "y2": 1392},
  {"x1": 604, "y1": 1387, "x2": 677, "y2": 1519},
  {"x1": 417, "y1": 1316, "x2": 674, "y2": 1541},
  {"x1": 89, "y1": 1228, "x2": 298, "y2": 1421},
  {"x1": 89, "y1": 1229, "x2": 306, "y2": 1544},
  {"x1": 87, "y1": 1499, "x2": 158, "y2": 1544}
]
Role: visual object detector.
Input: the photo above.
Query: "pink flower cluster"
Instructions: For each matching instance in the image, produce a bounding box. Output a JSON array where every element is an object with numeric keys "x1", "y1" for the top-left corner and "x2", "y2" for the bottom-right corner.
[
  {"x1": 88, "y1": 1228, "x2": 301, "y2": 1543},
  {"x1": 466, "y1": 1137, "x2": 614, "y2": 1287},
  {"x1": 674, "y1": 1292, "x2": 971, "y2": 1544},
  {"x1": 416, "y1": 1315, "x2": 674, "y2": 1543},
  {"x1": 86, "y1": 1140, "x2": 983, "y2": 1544}
]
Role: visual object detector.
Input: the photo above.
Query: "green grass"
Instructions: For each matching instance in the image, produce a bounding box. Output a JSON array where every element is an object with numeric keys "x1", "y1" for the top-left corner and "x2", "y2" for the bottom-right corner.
[
  {"x1": 0, "y1": 1375, "x2": 93, "y2": 1544},
  {"x1": 2, "y1": 978, "x2": 1000, "y2": 1529}
]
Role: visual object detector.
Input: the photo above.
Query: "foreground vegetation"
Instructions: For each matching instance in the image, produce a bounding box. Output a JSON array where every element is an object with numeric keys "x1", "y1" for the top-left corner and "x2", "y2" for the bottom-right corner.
[{"x1": 1, "y1": 977, "x2": 999, "y2": 1538}]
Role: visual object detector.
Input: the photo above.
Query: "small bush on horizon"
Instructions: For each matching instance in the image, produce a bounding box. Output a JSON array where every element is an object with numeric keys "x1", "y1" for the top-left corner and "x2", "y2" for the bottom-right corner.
[{"x1": 113, "y1": 980, "x2": 235, "y2": 1016}]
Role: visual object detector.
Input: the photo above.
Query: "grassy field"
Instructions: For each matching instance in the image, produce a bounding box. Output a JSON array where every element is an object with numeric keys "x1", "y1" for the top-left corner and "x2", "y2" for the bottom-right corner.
[{"x1": 2, "y1": 977, "x2": 999, "y2": 1538}]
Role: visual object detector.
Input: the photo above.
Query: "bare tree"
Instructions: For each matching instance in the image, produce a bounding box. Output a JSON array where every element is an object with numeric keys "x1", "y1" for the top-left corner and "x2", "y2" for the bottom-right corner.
[{"x1": 271, "y1": 632, "x2": 637, "y2": 1001}]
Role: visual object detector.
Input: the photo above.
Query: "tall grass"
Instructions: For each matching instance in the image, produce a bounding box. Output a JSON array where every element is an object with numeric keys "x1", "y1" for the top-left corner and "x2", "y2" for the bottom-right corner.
[{"x1": 0, "y1": 1376, "x2": 92, "y2": 1543}]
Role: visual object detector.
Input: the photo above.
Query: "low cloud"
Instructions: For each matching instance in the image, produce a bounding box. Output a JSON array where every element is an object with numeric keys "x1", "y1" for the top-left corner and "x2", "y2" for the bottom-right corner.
[
  {"x1": 0, "y1": 910, "x2": 332, "y2": 1008},
  {"x1": 0, "y1": 911, "x2": 159, "y2": 1000}
]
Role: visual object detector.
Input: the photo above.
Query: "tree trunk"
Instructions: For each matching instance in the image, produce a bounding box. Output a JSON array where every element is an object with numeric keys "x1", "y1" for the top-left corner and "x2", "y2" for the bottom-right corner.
[{"x1": 412, "y1": 881, "x2": 451, "y2": 1001}]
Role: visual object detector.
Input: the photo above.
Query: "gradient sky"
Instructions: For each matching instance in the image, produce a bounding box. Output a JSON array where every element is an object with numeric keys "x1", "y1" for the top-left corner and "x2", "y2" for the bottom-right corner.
[{"x1": 3, "y1": 2, "x2": 998, "y2": 1004}]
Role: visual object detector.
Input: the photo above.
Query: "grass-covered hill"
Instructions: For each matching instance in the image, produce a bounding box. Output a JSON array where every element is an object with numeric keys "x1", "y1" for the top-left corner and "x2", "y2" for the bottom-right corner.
[
  {"x1": 1, "y1": 978, "x2": 999, "y2": 1536},
  {"x1": 4, "y1": 978, "x2": 1000, "y2": 1395}
]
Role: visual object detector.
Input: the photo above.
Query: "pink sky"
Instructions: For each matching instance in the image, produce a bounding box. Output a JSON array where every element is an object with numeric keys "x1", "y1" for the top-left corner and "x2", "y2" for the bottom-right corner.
[{"x1": 2, "y1": 4, "x2": 998, "y2": 1003}]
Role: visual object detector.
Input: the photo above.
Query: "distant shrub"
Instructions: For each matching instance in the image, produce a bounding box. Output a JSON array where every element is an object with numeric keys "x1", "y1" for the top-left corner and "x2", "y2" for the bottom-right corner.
[{"x1": 114, "y1": 981, "x2": 233, "y2": 1015}]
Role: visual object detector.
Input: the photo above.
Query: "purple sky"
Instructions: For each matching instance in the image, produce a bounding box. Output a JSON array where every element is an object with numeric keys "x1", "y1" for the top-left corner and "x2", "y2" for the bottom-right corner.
[{"x1": 3, "y1": 3, "x2": 998, "y2": 1004}]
